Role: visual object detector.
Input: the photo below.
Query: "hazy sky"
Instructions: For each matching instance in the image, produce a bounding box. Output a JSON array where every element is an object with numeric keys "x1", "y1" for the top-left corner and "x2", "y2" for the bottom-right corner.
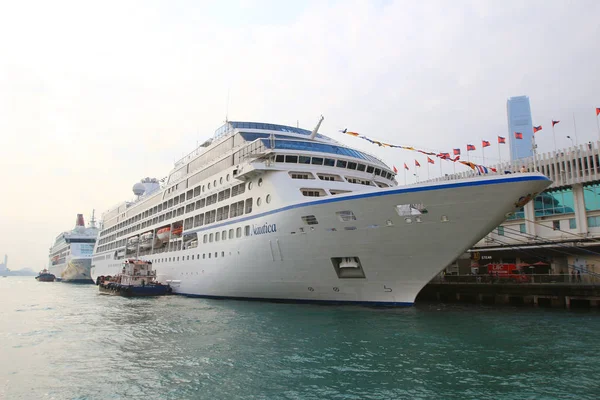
[{"x1": 1, "y1": 0, "x2": 599, "y2": 269}]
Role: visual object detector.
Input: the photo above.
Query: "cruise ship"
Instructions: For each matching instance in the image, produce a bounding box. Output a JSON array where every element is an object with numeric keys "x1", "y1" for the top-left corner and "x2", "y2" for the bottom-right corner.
[
  {"x1": 49, "y1": 213, "x2": 99, "y2": 283},
  {"x1": 91, "y1": 120, "x2": 551, "y2": 305}
]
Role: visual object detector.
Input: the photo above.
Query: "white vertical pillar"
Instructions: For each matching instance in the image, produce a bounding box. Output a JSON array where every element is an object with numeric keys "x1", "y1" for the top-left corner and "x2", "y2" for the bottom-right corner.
[{"x1": 571, "y1": 184, "x2": 588, "y2": 235}]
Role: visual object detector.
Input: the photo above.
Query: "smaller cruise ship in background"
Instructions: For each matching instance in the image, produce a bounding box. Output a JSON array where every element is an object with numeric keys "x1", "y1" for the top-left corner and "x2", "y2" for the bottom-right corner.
[{"x1": 48, "y1": 213, "x2": 100, "y2": 283}]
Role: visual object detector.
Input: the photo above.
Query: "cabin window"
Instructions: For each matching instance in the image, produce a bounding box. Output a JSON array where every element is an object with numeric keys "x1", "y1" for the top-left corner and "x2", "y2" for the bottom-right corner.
[
  {"x1": 245, "y1": 225, "x2": 251, "y2": 236},
  {"x1": 324, "y1": 158, "x2": 335, "y2": 167},
  {"x1": 209, "y1": 233, "x2": 213, "y2": 242},
  {"x1": 336, "y1": 160, "x2": 347, "y2": 168},
  {"x1": 215, "y1": 232, "x2": 220, "y2": 241},
  {"x1": 374, "y1": 168, "x2": 382, "y2": 176},
  {"x1": 366, "y1": 166, "x2": 374, "y2": 173},
  {"x1": 318, "y1": 174, "x2": 339, "y2": 181},
  {"x1": 285, "y1": 155, "x2": 298, "y2": 163},
  {"x1": 290, "y1": 172, "x2": 312, "y2": 179},
  {"x1": 299, "y1": 156, "x2": 311, "y2": 164},
  {"x1": 347, "y1": 162, "x2": 357, "y2": 170},
  {"x1": 301, "y1": 189, "x2": 326, "y2": 197},
  {"x1": 186, "y1": 190, "x2": 193, "y2": 200},
  {"x1": 229, "y1": 229, "x2": 234, "y2": 239},
  {"x1": 245, "y1": 198, "x2": 253, "y2": 214},
  {"x1": 236, "y1": 227, "x2": 242, "y2": 238},
  {"x1": 302, "y1": 215, "x2": 319, "y2": 225},
  {"x1": 194, "y1": 187, "x2": 201, "y2": 197},
  {"x1": 222, "y1": 230, "x2": 227, "y2": 240},
  {"x1": 194, "y1": 214, "x2": 204, "y2": 227},
  {"x1": 357, "y1": 163, "x2": 366, "y2": 172},
  {"x1": 311, "y1": 157, "x2": 324, "y2": 165},
  {"x1": 336, "y1": 211, "x2": 357, "y2": 222}
]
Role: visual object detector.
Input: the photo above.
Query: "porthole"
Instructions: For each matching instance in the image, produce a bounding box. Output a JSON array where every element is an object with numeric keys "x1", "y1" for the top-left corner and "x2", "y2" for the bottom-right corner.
[
  {"x1": 208, "y1": 183, "x2": 211, "y2": 189},
  {"x1": 202, "y1": 185, "x2": 205, "y2": 192},
  {"x1": 257, "y1": 197, "x2": 262, "y2": 206},
  {"x1": 226, "y1": 174, "x2": 230, "y2": 182},
  {"x1": 215, "y1": 252, "x2": 218, "y2": 258},
  {"x1": 266, "y1": 194, "x2": 271, "y2": 204},
  {"x1": 248, "y1": 181, "x2": 253, "y2": 190},
  {"x1": 209, "y1": 253, "x2": 211, "y2": 258},
  {"x1": 221, "y1": 251, "x2": 225, "y2": 257},
  {"x1": 203, "y1": 254, "x2": 206, "y2": 259},
  {"x1": 258, "y1": 178, "x2": 263, "y2": 187},
  {"x1": 220, "y1": 177, "x2": 223, "y2": 184},
  {"x1": 213, "y1": 179, "x2": 217, "y2": 187}
]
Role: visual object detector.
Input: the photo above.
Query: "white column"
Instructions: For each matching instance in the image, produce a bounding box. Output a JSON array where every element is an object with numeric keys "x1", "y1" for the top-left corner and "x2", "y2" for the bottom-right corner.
[
  {"x1": 524, "y1": 200, "x2": 536, "y2": 236},
  {"x1": 572, "y1": 183, "x2": 588, "y2": 236}
]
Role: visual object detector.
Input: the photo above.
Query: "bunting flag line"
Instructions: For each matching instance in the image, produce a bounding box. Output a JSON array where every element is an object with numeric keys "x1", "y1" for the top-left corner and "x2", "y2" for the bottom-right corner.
[
  {"x1": 341, "y1": 129, "x2": 495, "y2": 173},
  {"x1": 498, "y1": 136, "x2": 506, "y2": 144},
  {"x1": 482, "y1": 140, "x2": 491, "y2": 148},
  {"x1": 596, "y1": 108, "x2": 600, "y2": 116},
  {"x1": 533, "y1": 125, "x2": 542, "y2": 133},
  {"x1": 552, "y1": 120, "x2": 560, "y2": 127},
  {"x1": 393, "y1": 165, "x2": 398, "y2": 174},
  {"x1": 514, "y1": 132, "x2": 523, "y2": 139}
]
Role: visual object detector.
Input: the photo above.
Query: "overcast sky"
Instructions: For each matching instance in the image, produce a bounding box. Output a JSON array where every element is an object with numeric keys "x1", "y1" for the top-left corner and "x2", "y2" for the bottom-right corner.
[{"x1": 1, "y1": 0, "x2": 599, "y2": 269}]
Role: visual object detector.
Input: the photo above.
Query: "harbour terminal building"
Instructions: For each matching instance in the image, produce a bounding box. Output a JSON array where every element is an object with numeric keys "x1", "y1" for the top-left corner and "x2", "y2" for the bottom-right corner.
[{"x1": 436, "y1": 142, "x2": 600, "y2": 283}]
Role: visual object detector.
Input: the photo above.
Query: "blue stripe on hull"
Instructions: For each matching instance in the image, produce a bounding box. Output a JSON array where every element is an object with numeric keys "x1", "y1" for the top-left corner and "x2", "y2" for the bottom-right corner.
[
  {"x1": 186, "y1": 174, "x2": 550, "y2": 234},
  {"x1": 174, "y1": 292, "x2": 413, "y2": 307}
]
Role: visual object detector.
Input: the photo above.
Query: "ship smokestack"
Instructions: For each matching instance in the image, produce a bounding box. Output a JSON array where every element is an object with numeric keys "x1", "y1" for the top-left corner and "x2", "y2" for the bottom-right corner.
[{"x1": 76, "y1": 214, "x2": 85, "y2": 227}]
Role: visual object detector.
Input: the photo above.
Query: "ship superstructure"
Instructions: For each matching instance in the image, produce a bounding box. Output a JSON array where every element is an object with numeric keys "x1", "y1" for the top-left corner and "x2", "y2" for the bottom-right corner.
[
  {"x1": 49, "y1": 213, "x2": 99, "y2": 283},
  {"x1": 91, "y1": 119, "x2": 550, "y2": 305}
]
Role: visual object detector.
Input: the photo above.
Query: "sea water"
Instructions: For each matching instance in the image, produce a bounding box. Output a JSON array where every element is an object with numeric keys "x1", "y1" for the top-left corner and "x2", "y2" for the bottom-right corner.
[{"x1": 1, "y1": 277, "x2": 598, "y2": 400}]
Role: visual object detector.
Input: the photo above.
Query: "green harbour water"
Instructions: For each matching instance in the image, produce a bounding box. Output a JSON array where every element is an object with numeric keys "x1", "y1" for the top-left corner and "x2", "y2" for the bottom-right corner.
[{"x1": 1, "y1": 276, "x2": 599, "y2": 400}]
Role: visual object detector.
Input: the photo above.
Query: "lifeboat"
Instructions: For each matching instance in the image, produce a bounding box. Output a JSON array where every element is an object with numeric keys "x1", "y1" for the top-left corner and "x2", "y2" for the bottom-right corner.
[
  {"x1": 157, "y1": 227, "x2": 171, "y2": 242},
  {"x1": 139, "y1": 232, "x2": 155, "y2": 250},
  {"x1": 171, "y1": 226, "x2": 183, "y2": 237},
  {"x1": 126, "y1": 236, "x2": 139, "y2": 251}
]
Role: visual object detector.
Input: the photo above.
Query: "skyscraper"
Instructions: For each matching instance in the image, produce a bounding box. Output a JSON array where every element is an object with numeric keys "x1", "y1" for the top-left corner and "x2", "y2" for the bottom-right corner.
[{"x1": 507, "y1": 96, "x2": 533, "y2": 161}]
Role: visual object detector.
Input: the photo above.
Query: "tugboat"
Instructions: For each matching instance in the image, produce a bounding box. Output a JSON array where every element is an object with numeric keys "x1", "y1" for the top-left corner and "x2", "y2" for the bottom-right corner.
[
  {"x1": 98, "y1": 259, "x2": 171, "y2": 297},
  {"x1": 35, "y1": 269, "x2": 56, "y2": 282}
]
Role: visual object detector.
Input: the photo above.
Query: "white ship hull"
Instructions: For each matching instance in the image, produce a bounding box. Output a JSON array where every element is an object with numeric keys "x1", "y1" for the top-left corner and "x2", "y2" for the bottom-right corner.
[
  {"x1": 91, "y1": 174, "x2": 549, "y2": 305},
  {"x1": 49, "y1": 257, "x2": 93, "y2": 283}
]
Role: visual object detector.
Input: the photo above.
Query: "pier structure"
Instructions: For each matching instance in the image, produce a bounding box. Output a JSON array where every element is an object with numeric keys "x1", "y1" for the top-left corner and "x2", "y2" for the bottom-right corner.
[{"x1": 426, "y1": 141, "x2": 600, "y2": 285}]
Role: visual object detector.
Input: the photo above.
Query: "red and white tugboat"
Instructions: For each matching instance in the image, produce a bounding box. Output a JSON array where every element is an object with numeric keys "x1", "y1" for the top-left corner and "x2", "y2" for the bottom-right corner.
[{"x1": 98, "y1": 259, "x2": 171, "y2": 297}]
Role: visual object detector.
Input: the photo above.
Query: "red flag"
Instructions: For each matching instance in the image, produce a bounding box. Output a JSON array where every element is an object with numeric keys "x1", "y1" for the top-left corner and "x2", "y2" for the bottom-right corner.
[
  {"x1": 514, "y1": 132, "x2": 523, "y2": 139},
  {"x1": 552, "y1": 120, "x2": 560, "y2": 127},
  {"x1": 498, "y1": 136, "x2": 506, "y2": 144},
  {"x1": 415, "y1": 160, "x2": 421, "y2": 167},
  {"x1": 404, "y1": 163, "x2": 409, "y2": 170},
  {"x1": 596, "y1": 108, "x2": 600, "y2": 116},
  {"x1": 393, "y1": 165, "x2": 398, "y2": 174},
  {"x1": 533, "y1": 125, "x2": 542, "y2": 133},
  {"x1": 453, "y1": 148, "x2": 461, "y2": 155},
  {"x1": 482, "y1": 140, "x2": 491, "y2": 148},
  {"x1": 427, "y1": 157, "x2": 434, "y2": 164},
  {"x1": 438, "y1": 152, "x2": 450, "y2": 159},
  {"x1": 467, "y1": 144, "x2": 476, "y2": 151},
  {"x1": 490, "y1": 167, "x2": 497, "y2": 173}
]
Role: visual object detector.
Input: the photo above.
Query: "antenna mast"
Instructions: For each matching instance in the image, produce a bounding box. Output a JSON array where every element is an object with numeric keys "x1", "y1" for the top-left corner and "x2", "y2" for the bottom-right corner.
[{"x1": 309, "y1": 115, "x2": 324, "y2": 140}]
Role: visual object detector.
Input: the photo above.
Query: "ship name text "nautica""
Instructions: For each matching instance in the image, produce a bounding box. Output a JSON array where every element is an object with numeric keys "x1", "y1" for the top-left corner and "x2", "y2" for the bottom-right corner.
[{"x1": 252, "y1": 223, "x2": 277, "y2": 235}]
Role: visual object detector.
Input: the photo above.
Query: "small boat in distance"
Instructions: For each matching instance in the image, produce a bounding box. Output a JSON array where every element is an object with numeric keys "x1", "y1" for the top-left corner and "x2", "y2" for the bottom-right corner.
[
  {"x1": 35, "y1": 269, "x2": 56, "y2": 282},
  {"x1": 97, "y1": 259, "x2": 171, "y2": 297}
]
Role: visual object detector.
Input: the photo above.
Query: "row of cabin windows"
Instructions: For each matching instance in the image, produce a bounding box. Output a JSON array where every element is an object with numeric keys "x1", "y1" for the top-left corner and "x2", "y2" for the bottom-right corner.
[
  {"x1": 274, "y1": 154, "x2": 394, "y2": 180},
  {"x1": 99, "y1": 182, "x2": 248, "y2": 244},
  {"x1": 289, "y1": 171, "x2": 373, "y2": 186},
  {"x1": 97, "y1": 197, "x2": 255, "y2": 252},
  {"x1": 100, "y1": 181, "x2": 247, "y2": 238}
]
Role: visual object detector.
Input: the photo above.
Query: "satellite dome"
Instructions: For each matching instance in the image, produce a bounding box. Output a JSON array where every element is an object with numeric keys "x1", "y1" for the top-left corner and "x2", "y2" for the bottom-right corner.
[{"x1": 132, "y1": 182, "x2": 146, "y2": 196}]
